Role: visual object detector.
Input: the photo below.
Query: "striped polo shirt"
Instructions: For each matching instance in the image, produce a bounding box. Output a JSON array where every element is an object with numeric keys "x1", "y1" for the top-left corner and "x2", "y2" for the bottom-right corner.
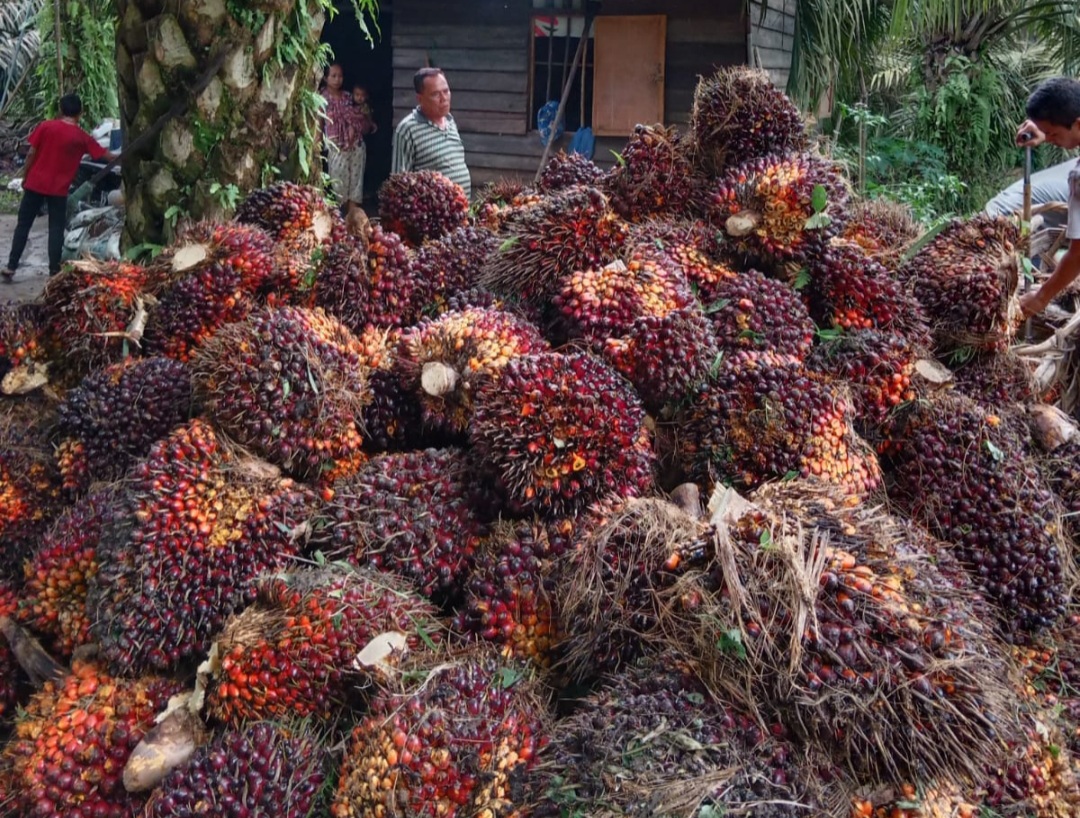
[{"x1": 391, "y1": 107, "x2": 471, "y2": 198}]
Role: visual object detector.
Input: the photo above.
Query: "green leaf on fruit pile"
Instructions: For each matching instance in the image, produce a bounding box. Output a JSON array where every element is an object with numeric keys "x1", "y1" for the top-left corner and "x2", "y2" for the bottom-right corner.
[
  {"x1": 496, "y1": 666, "x2": 522, "y2": 689},
  {"x1": 684, "y1": 691, "x2": 705, "y2": 705},
  {"x1": 792, "y1": 267, "x2": 812, "y2": 290},
  {"x1": 815, "y1": 326, "x2": 844, "y2": 342},
  {"x1": 499, "y1": 237, "x2": 519, "y2": 253},
  {"x1": 610, "y1": 150, "x2": 627, "y2": 167},
  {"x1": 759, "y1": 530, "x2": 773, "y2": 549},
  {"x1": 704, "y1": 298, "x2": 730, "y2": 314},
  {"x1": 804, "y1": 212, "x2": 833, "y2": 230},
  {"x1": 811, "y1": 184, "x2": 828, "y2": 213},
  {"x1": 282, "y1": 378, "x2": 291, "y2": 399},
  {"x1": 984, "y1": 440, "x2": 1005, "y2": 462},
  {"x1": 717, "y1": 629, "x2": 747, "y2": 661},
  {"x1": 900, "y1": 215, "x2": 953, "y2": 264},
  {"x1": 782, "y1": 470, "x2": 799, "y2": 482}
]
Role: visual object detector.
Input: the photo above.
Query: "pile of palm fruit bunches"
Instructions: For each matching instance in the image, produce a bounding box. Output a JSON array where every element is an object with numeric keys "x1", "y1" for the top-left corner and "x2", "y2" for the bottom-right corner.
[{"x1": 0, "y1": 65, "x2": 1079, "y2": 818}]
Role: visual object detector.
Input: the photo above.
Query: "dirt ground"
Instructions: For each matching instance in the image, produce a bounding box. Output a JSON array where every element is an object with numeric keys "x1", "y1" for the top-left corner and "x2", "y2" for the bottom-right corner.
[{"x1": 0, "y1": 213, "x2": 52, "y2": 303}]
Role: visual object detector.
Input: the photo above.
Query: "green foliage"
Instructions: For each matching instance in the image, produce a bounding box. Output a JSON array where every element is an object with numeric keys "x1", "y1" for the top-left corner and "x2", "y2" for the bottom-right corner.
[{"x1": 35, "y1": 0, "x2": 118, "y2": 124}]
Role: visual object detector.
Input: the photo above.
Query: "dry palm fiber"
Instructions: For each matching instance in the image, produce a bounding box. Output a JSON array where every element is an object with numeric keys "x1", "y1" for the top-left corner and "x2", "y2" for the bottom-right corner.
[
  {"x1": 205, "y1": 566, "x2": 443, "y2": 724},
  {"x1": 378, "y1": 170, "x2": 470, "y2": 247},
  {"x1": 898, "y1": 215, "x2": 1022, "y2": 353},
  {"x1": 400, "y1": 306, "x2": 549, "y2": 436},
  {"x1": 0, "y1": 580, "x2": 23, "y2": 723},
  {"x1": 677, "y1": 350, "x2": 882, "y2": 498},
  {"x1": 474, "y1": 181, "x2": 541, "y2": 232},
  {"x1": 192, "y1": 306, "x2": 370, "y2": 481},
  {"x1": 688, "y1": 481, "x2": 1018, "y2": 787},
  {"x1": 87, "y1": 418, "x2": 317, "y2": 675},
  {"x1": 469, "y1": 351, "x2": 655, "y2": 516},
  {"x1": 54, "y1": 356, "x2": 192, "y2": 495},
  {"x1": 879, "y1": 393, "x2": 1067, "y2": 631},
  {"x1": 525, "y1": 654, "x2": 824, "y2": 818},
  {"x1": 144, "y1": 721, "x2": 328, "y2": 818},
  {"x1": 318, "y1": 447, "x2": 492, "y2": 603},
  {"x1": 0, "y1": 302, "x2": 48, "y2": 379},
  {"x1": 331, "y1": 646, "x2": 547, "y2": 818},
  {"x1": 603, "y1": 123, "x2": 701, "y2": 221},
  {"x1": 690, "y1": 66, "x2": 809, "y2": 173},
  {"x1": 699, "y1": 268, "x2": 815, "y2": 360},
  {"x1": 538, "y1": 150, "x2": 605, "y2": 193},
  {"x1": 841, "y1": 198, "x2": 922, "y2": 271},
  {"x1": 480, "y1": 186, "x2": 629, "y2": 305},
  {"x1": 1042, "y1": 436, "x2": 1080, "y2": 545}
]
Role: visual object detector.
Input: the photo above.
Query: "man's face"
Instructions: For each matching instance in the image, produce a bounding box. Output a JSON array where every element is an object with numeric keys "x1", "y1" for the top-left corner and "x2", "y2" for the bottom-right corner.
[
  {"x1": 418, "y1": 73, "x2": 451, "y2": 121},
  {"x1": 1034, "y1": 118, "x2": 1080, "y2": 151},
  {"x1": 326, "y1": 65, "x2": 343, "y2": 90}
]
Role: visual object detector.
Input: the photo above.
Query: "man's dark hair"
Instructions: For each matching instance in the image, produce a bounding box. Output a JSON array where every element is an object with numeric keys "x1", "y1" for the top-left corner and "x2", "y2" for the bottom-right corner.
[
  {"x1": 59, "y1": 93, "x2": 82, "y2": 117},
  {"x1": 414, "y1": 67, "x2": 445, "y2": 94},
  {"x1": 1026, "y1": 77, "x2": 1080, "y2": 127}
]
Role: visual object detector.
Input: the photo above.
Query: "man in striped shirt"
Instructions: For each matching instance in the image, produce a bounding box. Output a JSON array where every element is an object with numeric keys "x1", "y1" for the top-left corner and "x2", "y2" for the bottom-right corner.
[{"x1": 392, "y1": 67, "x2": 471, "y2": 198}]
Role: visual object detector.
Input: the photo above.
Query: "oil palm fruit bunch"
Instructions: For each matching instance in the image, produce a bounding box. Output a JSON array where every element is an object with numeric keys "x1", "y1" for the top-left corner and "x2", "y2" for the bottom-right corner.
[
  {"x1": 950, "y1": 350, "x2": 1035, "y2": 408},
  {"x1": 145, "y1": 721, "x2": 327, "y2": 818},
  {"x1": 0, "y1": 302, "x2": 47, "y2": 377},
  {"x1": 54, "y1": 356, "x2": 192, "y2": 494},
  {"x1": 193, "y1": 307, "x2": 370, "y2": 481},
  {"x1": 87, "y1": 419, "x2": 316, "y2": 674},
  {"x1": 899, "y1": 215, "x2": 1021, "y2": 352},
  {"x1": 206, "y1": 567, "x2": 443, "y2": 724},
  {"x1": 235, "y1": 181, "x2": 336, "y2": 252},
  {"x1": 841, "y1": 198, "x2": 922, "y2": 270},
  {"x1": 321, "y1": 447, "x2": 491, "y2": 602},
  {"x1": 602, "y1": 306, "x2": 719, "y2": 414},
  {"x1": 679, "y1": 351, "x2": 881, "y2": 496},
  {"x1": 555, "y1": 497, "x2": 717, "y2": 680},
  {"x1": 604, "y1": 124, "x2": 699, "y2": 221},
  {"x1": 411, "y1": 224, "x2": 500, "y2": 308},
  {"x1": 366, "y1": 223, "x2": 429, "y2": 329},
  {"x1": 149, "y1": 220, "x2": 277, "y2": 295},
  {"x1": 806, "y1": 243, "x2": 931, "y2": 345},
  {"x1": 537, "y1": 150, "x2": 605, "y2": 193},
  {"x1": 808, "y1": 329, "x2": 917, "y2": 427},
  {"x1": 452, "y1": 517, "x2": 576, "y2": 667},
  {"x1": 17, "y1": 489, "x2": 117, "y2": 658},
  {"x1": 473, "y1": 180, "x2": 541, "y2": 232},
  {"x1": 1, "y1": 658, "x2": 183, "y2": 818},
  {"x1": 378, "y1": 170, "x2": 470, "y2": 247},
  {"x1": 40, "y1": 259, "x2": 150, "y2": 373},
  {"x1": 0, "y1": 580, "x2": 22, "y2": 721},
  {"x1": 698, "y1": 268, "x2": 815, "y2": 359},
  {"x1": 551, "y1": 257, "x2": 695, "y2": 347},
  {"x1": 0, "y1": 414, "x2": 62, "y2": 582},
  {"x1": 690, "y1": 66, "x2": 808, "y2": 173},
  {"x1": 401, "y1": 307, "x2": 549, "y2": 436},
  {"x1": 709, "y1": 153, "x2": 848, "y2": 271},
  {"x1": 356, "y1": 328, "x2": 429, "y2": 453},
  {"x1": 331, "y1": 649, "x2": 545, "y2": 818},
  {"x1": 481, "y1": 186, "x2": 629, "y2": 304},
  {"x1": 470, "y1": 351, "x2": 655, "y2": 515},
  {"x1": 707, "y1": 482, "x2": 1015, "y2": 785},
  {"x1": 1044, "y1": 438, "x2": 1080, "y2": 543},
  {"x1": 880, "y1": 394, "x2": 1066, "y2": 630},
  {"x1": 313, "y1": 233, "x2": 371, "y2": 335},
  {"x1": 526, "y1": 656, "x2": 810, "y2": 818}
]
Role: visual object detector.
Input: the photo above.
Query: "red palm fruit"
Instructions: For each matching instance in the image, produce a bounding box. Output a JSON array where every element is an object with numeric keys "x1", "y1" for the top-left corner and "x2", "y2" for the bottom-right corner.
[
  {"x1": 807, "y1": 243, "x2": 931, "y2": 345},
  {"x1": 378, "y1": 170, "x2": 470, "y2": 247},
  {"x1": 2, "y1": 659, "x2": 182, "y2": 818},
  {"x1": 401, "y1": 307, "x2": 549, "y2": 435},
  {"x1": 807, "y1": 329, "x2": 917, "y2": 426},
  {"x1": 235, "y1": 180, "x2": 336, "y2": 249},
  {"x1": 207, "y1": 567, "x2": 442, "y2": 724},
  {"x1": 708, "y1": 153, "x2": 849, "y2": 269},
  {"x1": 481, "y1": 186, "x2": 630, "y2": 304},
  {"x1": 320, "y1": 447, "x2": 490, "y2": 602},
  {"x1": 145, "y1": 722, "x2": 327, "y2": 818},
  {"x1": 949, "y1": 349, "x2": 1035, "y2": 407},
  {"x1": 87, "y1": 419, "x2": 317, "y2": 674},
  {"x1": 0, "y1": 303, "x2": 48, "y2": 377},
  {"x1": 146, "y1": 220, "x2": 277, "y2": 295},
  {"x1": 356, "y1": 328, "x2": 429, "y2": 453},
  {"x1": 40, "y1": 259, "x2": 150, "y2": 372},
  {"x1": 411, "y1": 225, "x2": 500, "y2": 308},
  {"x1": 602, "y1": 306, "x2": 719, "y2": 413},
  {"x1": 313, "y1": 232, "x2": 371, "y2": 334},
  {"x1": 18, "y1": 488, "x2": 118, "y2": 657},
  {"x1": 690, "y1": 66, "x2": 808, "y2": 173},
  {"x1": 474, "y1": 181, "x2": 541, "y2": 232},
  {"x1": 331, "y1": 650, "x2": 546, "y2": 818},
  {"x1": 470, "y1": 352, "x2": 655, "y2": 515},
  {"x1": 899, "y1": 214, "x2": 1021, "y2": 352},
  {"x1": 537, "y1": 150, "x2": 605, "y2": 193},
  {"x1": 551, "y1": 256, "x2": 695, "y2": 347},
  {"x1": 192, "y1": 307, "x2": 370, "y2": 480},
  {"x1": 1044, "y1": 438, "x2": 1080, "y2": 544},
  {"x1": 880, "y1": 394, "x2": 1065, "y2": 630},
  {"x1": 54, "y1": 356, "x2": 192, "y2": 494},
  {"x1": 678, "y1": 350, "x2": 881, "y2": 496},
  {"x1": 699, "y1": 269, "x2": 815, "y2": 359},
  {"x1": 841, "y1": 198, "x2": 922, "y2": 270},
  {"x1": 604, "y1": 123, "x2": 700, "y2": 221},
  {"x1": 452, "y1": 517, "x2": 576, "y2": 667},
  {"x1": 366, "y1": 223, "x2": 430, "y2": 329}
]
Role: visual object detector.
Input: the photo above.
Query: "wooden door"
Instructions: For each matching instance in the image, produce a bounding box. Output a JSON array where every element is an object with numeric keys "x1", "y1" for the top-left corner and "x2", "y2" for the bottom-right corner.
[{"x1": 592, "y1": 15, "x2": 666, "y2": 137}]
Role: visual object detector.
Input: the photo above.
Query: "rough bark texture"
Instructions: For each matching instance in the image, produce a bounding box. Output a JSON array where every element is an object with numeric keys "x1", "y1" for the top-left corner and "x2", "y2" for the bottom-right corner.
[{"x1": 116, "y1": 0, "x2": 328, "y2": 247}]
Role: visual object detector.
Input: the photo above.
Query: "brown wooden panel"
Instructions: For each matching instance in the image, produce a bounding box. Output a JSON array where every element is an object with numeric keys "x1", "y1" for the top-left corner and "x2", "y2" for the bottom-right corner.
[
  {"x1": 394, "y1": 105, "x2": 528, "y2": 135},
  {"x1": 393, "y1": 0, "x2": 530, "y2": 26},
  {"x1": 602, "y1": 0, "x2": 743, "y2": 16},
  {"x1": 393, "y1": 88, "x2": 527, "y2": 114},
  {"x1": 392, "y1": 68, "x2": 527, "y2": 94},
  {"x1": 666, "y1": 16, "x2": 745, "y2": 44},
  {"x1": 465, "y1": 151, "x2": 547, "y2": 173},
  {"x1": 393, "y1": 47, "x2": 527, "y2": 72},
  {"x1": 464, "y1": 131, "x2": 568, "y2": 156},
  {"x1": 592, "y1": 15, "x2": 666, "y2": 137},
  {"x1": 392, "y1": 25, "x2": 526, "y2": 50}
]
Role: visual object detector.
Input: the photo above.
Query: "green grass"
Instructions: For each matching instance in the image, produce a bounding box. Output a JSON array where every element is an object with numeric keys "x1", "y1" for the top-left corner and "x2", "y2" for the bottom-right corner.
[{"x1": 0, "y1": 176, "x2": 21, "y2": 215}]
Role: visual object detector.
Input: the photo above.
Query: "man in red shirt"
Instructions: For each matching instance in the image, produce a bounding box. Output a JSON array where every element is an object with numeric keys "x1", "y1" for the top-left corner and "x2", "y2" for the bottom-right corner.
[{"x1": 3, "y1": 93, "x2": 116, "y2": 279}]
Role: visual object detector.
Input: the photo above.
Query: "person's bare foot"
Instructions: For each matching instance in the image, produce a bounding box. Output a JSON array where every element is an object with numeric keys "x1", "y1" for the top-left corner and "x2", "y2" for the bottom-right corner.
[{"x1": 0, "y1": 268, "x2": 14, "y2": 281}]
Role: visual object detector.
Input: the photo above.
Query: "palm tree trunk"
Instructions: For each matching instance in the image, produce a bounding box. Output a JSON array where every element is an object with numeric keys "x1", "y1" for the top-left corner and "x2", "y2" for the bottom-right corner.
[{"x1": 115, "y1": 0, "x2": 329, "y2": 248}]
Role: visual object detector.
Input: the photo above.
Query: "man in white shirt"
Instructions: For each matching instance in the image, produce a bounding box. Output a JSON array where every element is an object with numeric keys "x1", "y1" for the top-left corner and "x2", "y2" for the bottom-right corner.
[{"x1": 1015, "y1": 77, "x2": 1080, "y2": 318}]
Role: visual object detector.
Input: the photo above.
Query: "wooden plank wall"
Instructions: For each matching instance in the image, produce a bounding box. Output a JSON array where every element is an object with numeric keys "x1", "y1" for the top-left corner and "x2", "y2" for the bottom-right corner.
[
  {"x1": 748, "y1": 0, "x2": 796, "y2": 90},
  {"x1": 391, "y1": 0, "x2": 749, "y2": 189}
]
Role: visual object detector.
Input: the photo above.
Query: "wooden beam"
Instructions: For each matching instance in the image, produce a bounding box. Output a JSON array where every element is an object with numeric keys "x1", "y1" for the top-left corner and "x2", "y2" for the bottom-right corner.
[
  {"x1": 392, "y1": 68, "x2": 527, "y2": 94},
  {"x1": 394, "y1": 47, "x2": 527, "y2": 72}
]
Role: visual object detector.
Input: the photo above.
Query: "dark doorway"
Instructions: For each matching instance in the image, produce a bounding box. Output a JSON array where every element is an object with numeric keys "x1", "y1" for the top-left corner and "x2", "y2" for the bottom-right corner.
[{"x1": 322, "y1": 3, "x2": 394, "y2": 208}]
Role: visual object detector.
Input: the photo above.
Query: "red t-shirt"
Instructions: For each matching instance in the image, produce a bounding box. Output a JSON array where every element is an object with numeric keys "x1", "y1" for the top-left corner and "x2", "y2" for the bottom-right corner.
[{"x1": 24, "y1": 119, "x2": 106, "y2": 197}]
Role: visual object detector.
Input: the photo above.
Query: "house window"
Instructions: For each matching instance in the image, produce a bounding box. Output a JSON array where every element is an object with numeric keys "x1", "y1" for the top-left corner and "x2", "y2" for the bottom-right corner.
[{"x1": 529, "y1": 10, "x2": 595, "y2": 134}]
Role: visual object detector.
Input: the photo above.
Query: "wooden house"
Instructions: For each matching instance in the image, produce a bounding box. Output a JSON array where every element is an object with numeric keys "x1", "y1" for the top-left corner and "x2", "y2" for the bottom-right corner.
[{"x1": 323, "y1": 0, "x2": 797, "y2": 195}]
